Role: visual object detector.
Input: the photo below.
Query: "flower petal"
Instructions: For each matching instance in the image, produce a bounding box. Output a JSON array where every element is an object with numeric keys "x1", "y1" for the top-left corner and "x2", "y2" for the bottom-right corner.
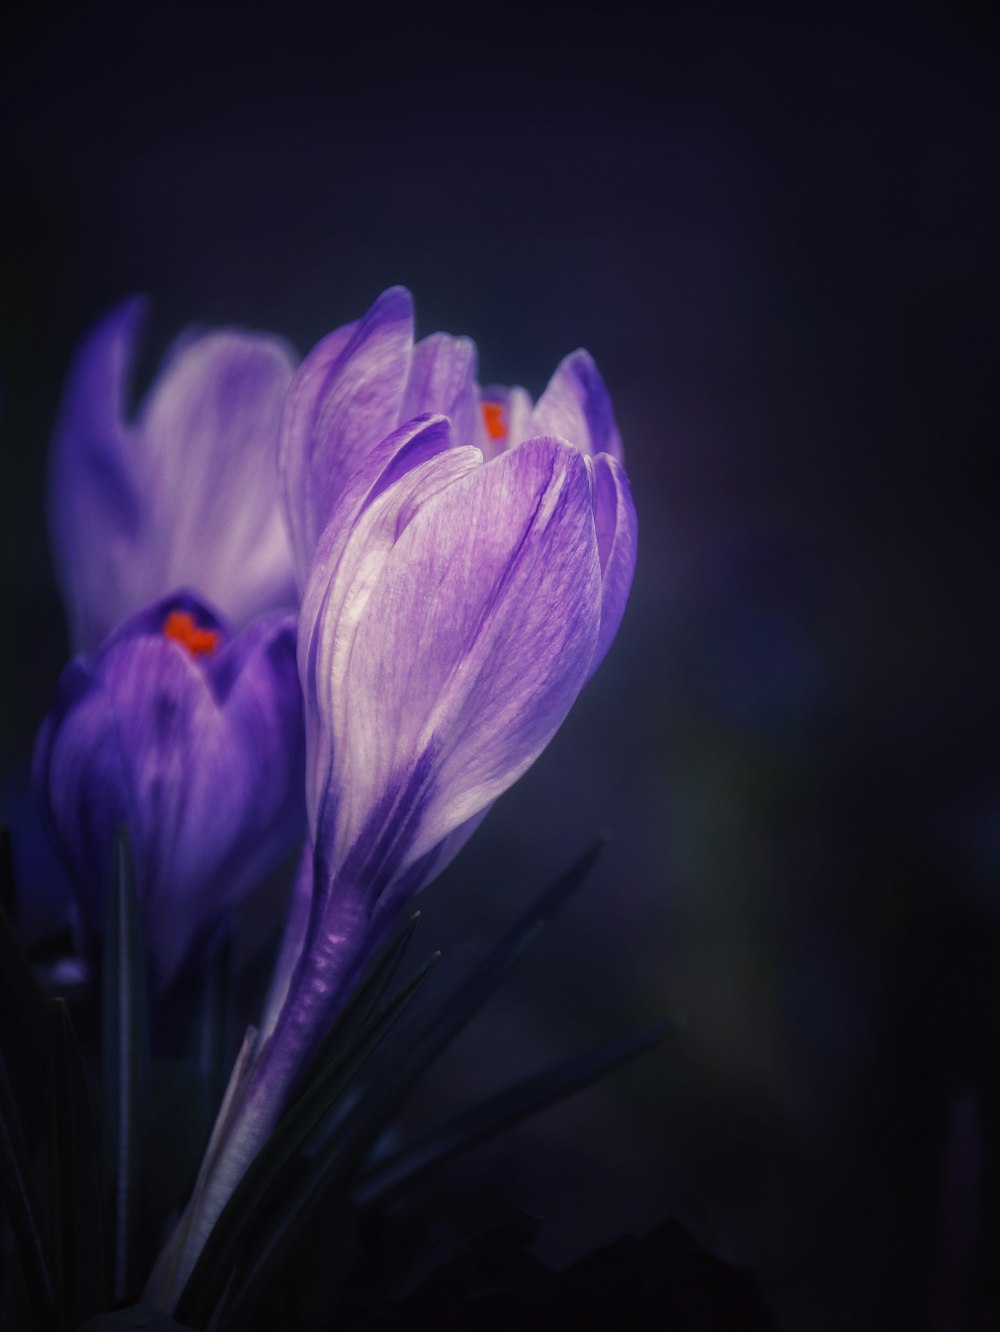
[
  {"x1": 48, "y1": 297, "x2": 147, "y2": 653},
  {"x1": 588, "y1": 453, "x2": 638, "y2": 673},
  {"x1": 328, "y1": 437, "x2": 601, "y2": 886},
  {"x1": 136, "y1": 328, "x2": 298, "y2": 627},
  {"x1": 32, "y1": 660, "x2": 128, "y2": 935},
  {"x1": 528, "y1": 349, "x2": 624, "y2": 461},
  {"x1": 48, "y1": 301, "x2": 298, "y2": 652},
  {"x1": 279, "y1": 286, "x2": 415, "y2": 584},
  {"x1": 35, "y1": 594, "x2": 304, "y2": 995},
  {"x1": 300, "y1": 415, "x2": 481, "y2": 843},
  {"x1": 402, "y1": 332, "x2": 480, "y2": 447}
]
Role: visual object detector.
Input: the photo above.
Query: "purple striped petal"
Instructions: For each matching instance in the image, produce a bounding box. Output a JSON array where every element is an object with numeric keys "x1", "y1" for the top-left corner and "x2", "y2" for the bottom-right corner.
[
  {"x1": 32, "y1": 660, "x2": 125, "y2": 933},
  {"x1": 587, "y1": 453, "x2": 638, "y2": 673},
  {"x1": 48, "y1": 302, "x2": 298, "y2": 654},
  {"x1": 279, "y1": 287, "x2": 414, "y2": 585},
  {"x1": 322, "y1": 437, "x2": 601, "y2": 886},
  {"x1": 134, "y1": 330, "x2": 298, "y2": 628},
  {"x1": 297, "y1": 414, "x2": 478, "y2": 831},
  {"x1": 48, "y1": 298, "x2": 147, "y2": 653},
  {"x1": 528, "y1": 349, "x2": 624, "y2": 461},
  {"x1": 402, "y1": 333, "x2": 480, "y2": 447}
]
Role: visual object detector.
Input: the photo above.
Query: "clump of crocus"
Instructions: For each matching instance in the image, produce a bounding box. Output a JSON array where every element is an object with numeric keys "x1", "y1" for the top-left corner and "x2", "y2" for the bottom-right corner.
[
  {"x1": 33, "y1": 591, "x2": 305, "y2": 997},
  {"x1": 149, "y1": 289, "x2": 637, "y2": 1306},
  {"x1": 49, "y1": 300, "x2": 298, "y2": 654}
]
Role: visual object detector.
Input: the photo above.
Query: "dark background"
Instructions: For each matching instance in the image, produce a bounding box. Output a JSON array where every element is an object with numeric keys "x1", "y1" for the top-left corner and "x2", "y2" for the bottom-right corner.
[{"x1": 2, "y1": 2, "x2": 998, "y2": 1327}]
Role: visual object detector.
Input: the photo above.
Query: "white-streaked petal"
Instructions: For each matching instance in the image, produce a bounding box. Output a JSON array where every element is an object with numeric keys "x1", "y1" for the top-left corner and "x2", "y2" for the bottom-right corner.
[
  {"x1": 587, "y1": 452, "x2": 638, "y2": 673},
  {"x1": 279, "y1": 287, "x2": 414, "y2": 584},
  {"x1": 403, "y1": 332, "x2": 480, "y2": 447},
  {"x1": 528, "y1": 349, "x2": 624, "y2": 460},
  {"x1": 329, "y1": 437, "x2": 601, "y2": 877},
  {"x1": 136, "y1": 330, "x2": 298, "y2": 625}
]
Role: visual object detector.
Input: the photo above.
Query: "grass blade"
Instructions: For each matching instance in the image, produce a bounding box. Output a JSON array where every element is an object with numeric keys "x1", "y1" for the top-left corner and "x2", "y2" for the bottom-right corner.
[
  {"x1": 0, "y1": 838, "x2": 49, "y2": 1129},
  {"x1": 0, "y1": 824, "x2": 14, "y2": 919},
  {"x1": 346, "y1": 839, "x2": 606, "y2": 1124},
  {"x1": 50, "y1": 997, "x2": 105, "y2": 1329},
  {"x1": 174, "y1": 950, "x2": 440, "y2": 1328},
  {"x1": 218, "y1": 844, "x2": 604, "y2": 1325},
  {"x1": 101, "y1": 829, "x2": 150, "y2": 1304},
  {"x1": 0, "y1": 1048, "x2": 54, "y2": 1327},
  {"x1": 196, "y1": 925, "x2": 233, "y2": 1122},
  {"x1": 355, "y1": 1022, "x2": 673, "y2": 1205}
]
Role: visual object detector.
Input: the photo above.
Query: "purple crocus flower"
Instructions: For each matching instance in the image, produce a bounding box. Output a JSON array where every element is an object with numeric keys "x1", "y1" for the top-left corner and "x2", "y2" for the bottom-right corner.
[
  {"x1": 149, "y1": 297, "x2": 636, "y2": 1307},
  {"x1": 49, "y1": 300, "x2": 298, "y2": 655},
  {"x1": 279, "y1": 285, "x2": 625, "y2": 586},
  {"x1": 295, "y1": 417, "x2": 634, "y2": 945},
  {"x1": 33, "y1": 591, "x2": 305, "y2": 997}
]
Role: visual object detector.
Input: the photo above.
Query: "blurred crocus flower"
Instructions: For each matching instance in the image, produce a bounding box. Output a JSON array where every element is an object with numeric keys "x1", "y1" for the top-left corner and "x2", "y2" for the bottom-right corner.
[
  {"x1": 151, "y1": 296, "x2": 636, "y2": 1305},
  {"x1": 50, "y1": 300, "x2": 298, "y2": 655},
  {"x1": 32, "y1": 592, "x2": 305, "y2": 996}
]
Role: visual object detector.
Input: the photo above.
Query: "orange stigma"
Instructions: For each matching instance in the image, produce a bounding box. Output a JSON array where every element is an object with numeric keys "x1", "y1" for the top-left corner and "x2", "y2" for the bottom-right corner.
[
  {"x1": 482, "y1": 400, "x2": 507, "y2": 443},
  {"x1": 163, "y1": 609, "x2": 220, "y2": 657}
]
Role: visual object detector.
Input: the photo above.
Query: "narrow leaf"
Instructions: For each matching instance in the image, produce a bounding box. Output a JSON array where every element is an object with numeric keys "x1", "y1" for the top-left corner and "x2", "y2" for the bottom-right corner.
[
  {"x1": 354, "y1": 1022, "x2": 673, "y2": 1205},
  {"x1": 0, "y1": 1048, "x2": 54, "y2": 1327},
  {"x1": 346, "y1": 839, "x2": 606, "y2": 1126},
  {"x1": 0, "y1": 848, "x2": 49, "y2": 1119},
  {"x1": 50, "y1": 997, "x2": 105, "y2": 1330},
  {"x1": 101, "y1": 828, "x2": 151, "y2": 1305},
  {"x1": 174, "y1": 950, "x2": 439, "y2": 1328},
  {"x1": 197, "y1": 925, "x2": 233, "y2": 1120},
  {"x1": 0, "y1": 824, "x2": 14, "y2": 919},
  {"x1": 219, "y1": 844, "x2": 604, "y2": 1325}
]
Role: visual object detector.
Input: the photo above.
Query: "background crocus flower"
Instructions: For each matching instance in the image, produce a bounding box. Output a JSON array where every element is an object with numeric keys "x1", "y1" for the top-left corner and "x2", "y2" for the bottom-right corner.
[
  {"x1": 32, "y1": 591, "x2": 305, "y2": 997},
  {"x1": 153, "y1": 354, "x2": 636, "y2": 1305},
  {"x1": 49, "y1": 299, "x2": 298, "y2": 655}
]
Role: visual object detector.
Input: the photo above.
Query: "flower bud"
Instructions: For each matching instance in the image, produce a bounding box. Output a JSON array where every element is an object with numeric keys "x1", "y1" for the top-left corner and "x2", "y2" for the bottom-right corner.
[{"x1": 33, "y1": 592, "x2": 305, "y2": 995}]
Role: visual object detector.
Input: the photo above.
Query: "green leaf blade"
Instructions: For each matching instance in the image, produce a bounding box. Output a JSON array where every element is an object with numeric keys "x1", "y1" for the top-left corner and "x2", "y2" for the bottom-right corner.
[
  {"x1": 174, "y1": 949, "x2": 440, "y2": 1328},
  {"x1": 50, "y1": 996, "x2": 105, "y2": 1330},
  {"x1": 101, "y1": 828, "x2": 151, "y2": 1305},
  {"x1": 217, "y1": 843, "x2": 605, "y2": 1326},
  {"x1": 355, "y1": 1021, "x2": 673, "y2": 1206},
  {"x1": 0, "y1": 1048, "x2": 54, "y2": 1328},
  {"x1": 0, "y1": 831, "x2": 50, "y2": 1129}
]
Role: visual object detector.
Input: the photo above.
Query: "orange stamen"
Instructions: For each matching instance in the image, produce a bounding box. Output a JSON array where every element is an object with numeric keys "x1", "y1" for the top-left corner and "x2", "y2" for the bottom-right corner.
[
  {"x1": 163, "y1": 609, "x2": 220, "y2": 657},
  {"x1": 482, "y1": 400, "x2": 507, "y2": 443}
]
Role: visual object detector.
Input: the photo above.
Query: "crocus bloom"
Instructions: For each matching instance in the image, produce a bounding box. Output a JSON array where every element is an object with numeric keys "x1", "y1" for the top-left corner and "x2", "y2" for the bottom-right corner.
[
  {"x1": 49, "y1": 300, "x2": 298, "y2": 655},
  {"x1": 33, "y1": 592, "x2": 305, "y2": 996},
  {"x1": 151, "y1": 300, "x2": 636, "y2": 1306},
  {"x1": 266, "y1": 288, "x2": 633, "y2": 1034},
  {"x1": 279, "y1": 286, "x2": 624, "y2": 588},
  {"x1": 296, "y1": 416, "x2": 635, "y2": 952}
]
